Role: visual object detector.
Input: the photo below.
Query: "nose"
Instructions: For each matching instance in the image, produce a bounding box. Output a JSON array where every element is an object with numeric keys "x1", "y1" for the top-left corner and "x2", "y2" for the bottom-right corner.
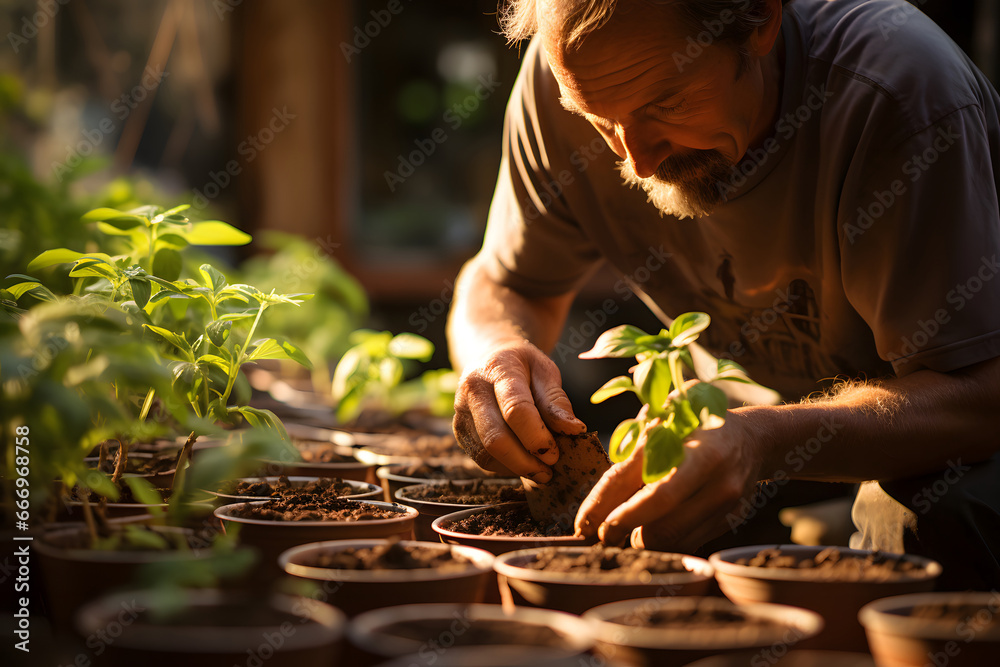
[{"x1": 617, "y1": 123, "x2": 667, "y2": 179}]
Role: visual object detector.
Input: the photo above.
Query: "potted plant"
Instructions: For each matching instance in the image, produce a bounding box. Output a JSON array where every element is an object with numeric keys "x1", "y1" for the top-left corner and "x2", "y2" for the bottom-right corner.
[
  {"x1": 394, "y1": 479, "x2": 525, "y2": 541},
  {"x1": 492, "y1": 544, "x2": 714, "y2": 615},
  {"x1": 345, "y1": 602, "x2": 597, "y2": 666},
  {"x1": 582, "y1": 595, "x2": 824, "y2": 667},
  {"x1": 278, "y1": 538, "x2": 496, "y2": 616},
  {"x1": 710, "y1": 544, "x2": 942, "y2": 651},
  {"x1": 858, "y1": 591, "x2": 1000, "y2": 666},
  {"x1": 432, "y1": 502, "x2": 591, "y2": 556}
]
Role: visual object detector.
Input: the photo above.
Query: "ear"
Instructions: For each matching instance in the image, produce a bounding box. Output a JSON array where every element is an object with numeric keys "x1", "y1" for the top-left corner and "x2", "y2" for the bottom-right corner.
[{"x1": 751, "y1": 0, "x2": 784, "y2": 56}]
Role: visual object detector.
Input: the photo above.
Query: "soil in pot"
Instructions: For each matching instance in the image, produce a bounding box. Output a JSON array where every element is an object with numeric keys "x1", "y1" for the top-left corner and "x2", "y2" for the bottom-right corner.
[
  {"x1": 399, "y1": 480, "x2": 524, "y2": 505},
  {"x1": 711, "y1": 545, "x2": 941, "y2": 653},
  {"x1": 735, "y1": 546, "x2": 924, "y2": 581},
  {"x1": 584, "y1": 596, "x2": 824, "y2": 667},
  {"x1": 88, "y1": 451, "x2": 178, "y2": 477},
  {"x1": 258, "y1": 439, "x2": 376, "y2": 483},
  {"x1": 230, "y1": 496, "x2": 404, "y2": 522},
  {"x1": 215, "y1": 475, "x2": 374, "y2": 501},
  {"x1": 279, "y1": 539, "x2": 495, "y2": 616},
  {"x1": 495, "y1": 545, "x2": 715, "y2": 614},
  {"x1": 448, "y1": 504, "x2": 570, "y2": 538},
  {"x1": 377, "y1": 461, "x2": 508, "y2": 502},
  {"x1": 858, "y1": 591, "x2": 1000, "y2": 667}
]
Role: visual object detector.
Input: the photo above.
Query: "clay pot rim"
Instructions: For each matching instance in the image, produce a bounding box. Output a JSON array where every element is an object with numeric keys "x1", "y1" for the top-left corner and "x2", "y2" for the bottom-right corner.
[
  {"x1": 346, "y1": 602, "x2": 596, "y2": 658},
  {"x1": 858, "y1": 591, "x2": 1000, "y2": 642},
  {"x1": 355, "y1": 447, "x2": 461, "y2": 468},
  {"x1": 709, "y1": 544, "x2": 943, "y2": 583},
  {"x1": 34, "y1": 524, "x2": 211, "y2": 563},
  {"x1": 583, "y1": 596, "x2": 825, "y2": 650},
  {"x1": 279, "y1": 538, "x2": 495, "y2": 582},
  {"x1": 431, "y1": 503, "x2": 590, "y2": 547},
  {"x1": 214, "y1": 498, "x2": 418, "y2": 527},
  {"x1": 395, "y1": 479, "x2": 522, "y2": 510},
  {"x1": 684, "y1": 650, "x2": 877, "y2": 667},
  {"x1": 493, "y1": 547, "x2": 714, "y2": 587},
  {"x1": 74, "y1": 590, "x2": 345, "y2": 654},
  {"x1": 206, "y1": 476, "x2": 381, "y2": 502}
]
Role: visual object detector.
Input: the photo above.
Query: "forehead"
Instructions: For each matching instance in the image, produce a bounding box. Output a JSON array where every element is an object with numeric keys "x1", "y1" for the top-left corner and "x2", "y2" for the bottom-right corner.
[{"x1": 543, "y1": 3, "x2": 722, "y2": 112}]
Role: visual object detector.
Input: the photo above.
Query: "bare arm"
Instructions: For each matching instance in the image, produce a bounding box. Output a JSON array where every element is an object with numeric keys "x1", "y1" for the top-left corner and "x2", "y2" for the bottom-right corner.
[
  {"x1": 447, "y1": 254, "x2": 585, "y2": 482},
  {"x1": 577, "y1": 356, "x2": 1000, "y2": 551}
]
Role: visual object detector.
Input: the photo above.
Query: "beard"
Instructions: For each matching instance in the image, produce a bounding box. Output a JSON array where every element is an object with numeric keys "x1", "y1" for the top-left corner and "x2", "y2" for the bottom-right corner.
[{"x1": 618, "y1": 149, "x2": 735, "y2": 219}]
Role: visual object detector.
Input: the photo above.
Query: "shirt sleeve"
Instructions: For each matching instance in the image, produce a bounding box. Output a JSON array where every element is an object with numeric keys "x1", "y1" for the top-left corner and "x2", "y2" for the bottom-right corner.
[
  {"x1": 478, "y1": 37, "x2": 604, "y2": 298},
  {"x1": 839, "y1": 104, "x2": 1000, "y2": 376}
]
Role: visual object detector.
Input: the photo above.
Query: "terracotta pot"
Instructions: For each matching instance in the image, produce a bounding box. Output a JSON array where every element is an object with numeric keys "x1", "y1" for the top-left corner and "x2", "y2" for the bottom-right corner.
[
  {"x1": 710, "y1": 545, "x2": 942, "y2": 652},
  {"x1": 214, "y1": 500, "x2": 418, "y2": 579},
  {"x1": 394, "y1": 480, "x2": 521, "y2": 541},
  {"x1": 375, "y1": 461, "x2": 501, "y2": 503},
  {"x1": 373, "y1": 647, "x2": 617, "y2": 667},
  {"x1": 279, "y1": 539, "x2": 495, "y2": 616},
  {"x1": 74, "y1": 590, "x2": 345, "y2": 666},
  {"x1": 493, "y1": 546, "x2": 714, "y2": 614},
  {"x1": 258, "y1": 440, "x2": 376, "y2": 484},
  {"x1": 859, "y1": 591, "x2": 1000, "y2": 667},
  {"x1": 346, "y1": 602, "x2": 597, "y2": 666},
  {"x1": 207, "y1": 476, "x2": 382, "y2": 504},
  {"x1": 583, "y1": 595, "x2": 824, "y2": 667},
  {"x1": 34, "y1": 524, "x2": 211, "y2": 634},
  {"x1": 685, "y1": 650, "x2": 876, "y2": 666},
  {"x1": 431, "y1": 503, "x2": 591, "y2": 556}
]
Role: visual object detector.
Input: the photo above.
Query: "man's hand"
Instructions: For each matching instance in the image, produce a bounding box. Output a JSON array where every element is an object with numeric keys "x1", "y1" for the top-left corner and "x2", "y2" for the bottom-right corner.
[
  {"x1": 453, "y1": 339, "x2": 586, "y2": 484},
  {"x1": 575, "y1": 415, "x2": 766, "y2": 552}
]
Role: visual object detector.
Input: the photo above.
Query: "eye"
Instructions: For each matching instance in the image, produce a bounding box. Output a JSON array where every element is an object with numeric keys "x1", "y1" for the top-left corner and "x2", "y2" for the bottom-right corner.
[{"x1": 651, "y1": 100, "x2": 687, "y2": 118}]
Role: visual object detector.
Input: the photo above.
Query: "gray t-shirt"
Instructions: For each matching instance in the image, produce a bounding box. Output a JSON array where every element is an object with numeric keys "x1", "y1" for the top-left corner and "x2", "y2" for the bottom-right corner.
[{"x1": 481, "y1": 0, "x2": 1000, "y2": 399}]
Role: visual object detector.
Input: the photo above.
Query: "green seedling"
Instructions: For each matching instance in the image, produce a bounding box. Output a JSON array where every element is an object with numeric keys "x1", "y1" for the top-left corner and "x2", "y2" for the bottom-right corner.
[{"x1": 580, "y1": 312, "x2": 761, "y2": 483}]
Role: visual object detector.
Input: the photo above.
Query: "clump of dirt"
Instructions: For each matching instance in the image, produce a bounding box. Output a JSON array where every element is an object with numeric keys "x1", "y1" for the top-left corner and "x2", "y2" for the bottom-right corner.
[
  {"x1": 445, "y1": 504, "x2": 571, "y2": 538},
  {"x1": 521, "y1": 545, "x2": 690, "y2": 578},
  {"x1": 611, "y1": 605, "x2": 784, "y2": 631},
  {"x1": 735, "y1": 547, "x2": 924, "y2": 581},
  {"x1": 231, "y1": 497, "x2": 402, "y2": 522},
  {"x1": 400, "y1": 480, "x2": 524, "y2": 505},
  {"x1": 390, "y1": 463, "x2": 500, "y2": 481},
  {"x1": 221, "y1": 476, "x2": 357, "y2": 499},
  {"x1": 308, "y1": 541, "x2": 472, "y2": 572}
]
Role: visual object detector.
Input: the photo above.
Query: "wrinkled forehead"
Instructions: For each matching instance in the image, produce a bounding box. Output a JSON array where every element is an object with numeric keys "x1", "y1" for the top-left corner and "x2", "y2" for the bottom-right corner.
[{"x1": 540, "y1": 1, "x2": 697, "y2": 111}]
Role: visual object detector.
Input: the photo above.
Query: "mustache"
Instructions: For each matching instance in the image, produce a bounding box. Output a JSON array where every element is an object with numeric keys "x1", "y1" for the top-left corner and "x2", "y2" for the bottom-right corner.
[{"x1": 653, "y1": 149, "x2": 732, "y2": 183}]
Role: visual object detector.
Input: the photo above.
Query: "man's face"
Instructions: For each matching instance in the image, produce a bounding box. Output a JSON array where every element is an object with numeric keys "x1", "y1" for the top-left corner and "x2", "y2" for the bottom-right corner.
[{"x1": 544, "y1": 4, "x2": 769, "y2": 218}]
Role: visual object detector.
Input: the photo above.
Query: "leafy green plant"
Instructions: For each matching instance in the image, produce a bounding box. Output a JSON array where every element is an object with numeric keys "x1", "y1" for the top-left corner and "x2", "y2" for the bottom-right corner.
[
  {"x1": 580, "y1": 312, "x2": 760, "y2": 483},
  {"x1": 330, "y1": 329, "x2": 443, "y2": 424}
]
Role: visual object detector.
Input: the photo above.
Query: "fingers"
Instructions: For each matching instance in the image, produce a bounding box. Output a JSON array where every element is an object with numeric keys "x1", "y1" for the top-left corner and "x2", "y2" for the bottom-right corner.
[
  {"x1": 574, "y1": 445, "x2": 645, "y2": 538},
  {"x1": 489, "y1": 360, "x2": 560, "y2": 467},
  {"x1": 456, "y1": 372, "x2": 553, "y2": 483},
  {"x1": 528, "y1": 355, "x2": 586, "y2": 437},
  {"x1": 629, "y1": 483, "x2": 738, "y2": 553}
]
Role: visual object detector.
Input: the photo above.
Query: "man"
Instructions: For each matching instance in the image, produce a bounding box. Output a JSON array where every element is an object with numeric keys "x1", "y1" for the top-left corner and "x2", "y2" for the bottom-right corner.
[{"x1": 447, "y1": 0, "x2": 1000, "y2": 588}]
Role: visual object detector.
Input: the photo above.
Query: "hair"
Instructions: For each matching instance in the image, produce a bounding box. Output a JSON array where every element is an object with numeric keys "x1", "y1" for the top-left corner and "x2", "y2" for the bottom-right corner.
[{"x1": 500, "y1": 0, "x2": 773, "y2": 72}]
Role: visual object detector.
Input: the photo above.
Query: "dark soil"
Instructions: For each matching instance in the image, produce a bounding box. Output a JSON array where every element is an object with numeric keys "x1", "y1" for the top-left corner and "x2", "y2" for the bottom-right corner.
[
  {"x1": 231, "y1": 497, "x2": 402, "y2": 522},
  {"x1": 400, "y1": 480, "x2": 525, "y2": 505},
  {"x1": 520, "y1": 545, "x2": 690, "y2": 578},
  {"x1": 90, "y1": 452, "x2": 178, "y2": 476},
  {"x1": 220, "y1": 475, "x2": 357, "y2": 499},
  {"x1": 390, "y1": 463, "x2": 500, "y2": 481},
  {"x1": 735, "y1": 547, "x2": 924, "y2": 581},
  {"x1": 131, "y1": 604, "x2": 304, "y2": 628},
  {"x1": 610, "y1": 605, "x2": 785, "y2": 631},
  {"x1": 445, "y1": 505, "x2": 571, "y2": 538},
  {"x1": 908, "y1": 602, "x2": 1000, "y2": 625},
  {"x1": 380, "y1": 619, "x2": 565, "y2": 647},
  {"x1": 294, "y1": 441, "x2": 360, "y2": 464},
  {"x1": 306, "y1": 541, "x2": 472, "y2": 572},
  {"x1": 68, "y1": 485, "x2": 170, "y2": 505}
]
